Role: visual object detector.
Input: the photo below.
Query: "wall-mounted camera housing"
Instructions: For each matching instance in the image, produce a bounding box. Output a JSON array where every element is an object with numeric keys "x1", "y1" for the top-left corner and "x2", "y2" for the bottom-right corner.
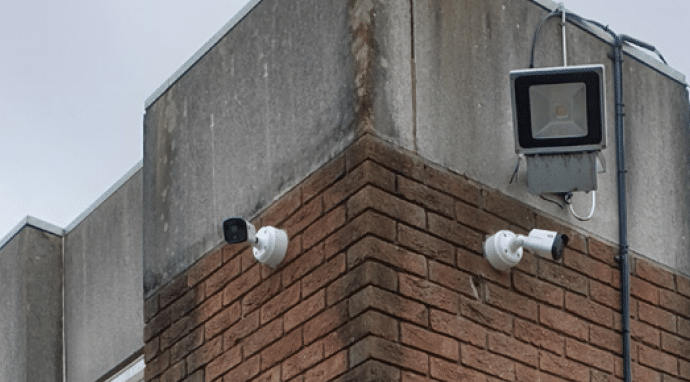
[
  {"x1": 222, "y1": 217, "x2": 288, "y2": 268},
  {"x1": 223, "y1": 217, "x2": 257, "y2": 244},
  {"x1": 483, "y1": 229, "x2": 568, "y2": 271},
  {"x1": 523, "y1": 229, "x2": 568, "y2": 261}
]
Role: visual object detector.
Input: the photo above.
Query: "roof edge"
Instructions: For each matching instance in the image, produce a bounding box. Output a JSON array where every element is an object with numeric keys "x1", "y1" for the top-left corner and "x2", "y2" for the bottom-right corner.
[
  {"x1": 531, "y1": 0, "x2": 686, "y2": 85},
  {"x1": 144, "y1": 0, "x2": 685, "y2": 111},
  {"x1": 1, "y1": 160, "x2": 143, "y2": 252},
  {"x1": 144, "y1": 0, "x2": 264, "y2": 108},
  {"x1": 64, "y1": 160, "x2": 143, "y2": 232},
  {"x1": 0, "y1": 216, "x2": 64, "y2": 251}
]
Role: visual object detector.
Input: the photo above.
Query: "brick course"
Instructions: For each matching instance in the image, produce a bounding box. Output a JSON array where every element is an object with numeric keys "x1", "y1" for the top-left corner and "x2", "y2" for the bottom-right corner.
[{"x1": 144, "y1": 135, "x2": 690, "y2": 382}]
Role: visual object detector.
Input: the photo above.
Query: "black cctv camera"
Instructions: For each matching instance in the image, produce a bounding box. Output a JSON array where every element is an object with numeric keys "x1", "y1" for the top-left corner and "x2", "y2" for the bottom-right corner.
[{"x1": 223, "y1": 217, "x2": 256, "y2": 244}]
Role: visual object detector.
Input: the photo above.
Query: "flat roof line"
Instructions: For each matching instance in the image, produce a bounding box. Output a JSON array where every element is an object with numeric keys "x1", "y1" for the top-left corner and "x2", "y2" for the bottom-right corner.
[
  {"x1": 64, "y1": 160, "x2": 143, "y2": 232},
  {"x1": 0, "y1": 216, "x2": 64, "y2": 251},
  {"x1": 144, "y1": 0, "x2": 687, "y2": 109},
  {"x1": 1, "y1": 159, "x2": 144, "y2": 251},
  {"x1": 145, "y1": 0, "x2": 685, "y2": 111},
  {"x1": 144, "y1": 0, "x2": 264, "y2": 108}
]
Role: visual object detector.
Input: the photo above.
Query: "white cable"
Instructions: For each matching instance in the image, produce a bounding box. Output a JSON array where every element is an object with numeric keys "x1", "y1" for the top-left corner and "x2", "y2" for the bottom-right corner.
[{"x1": 569, "y1": 191, "x2": 596, "y2": 221}]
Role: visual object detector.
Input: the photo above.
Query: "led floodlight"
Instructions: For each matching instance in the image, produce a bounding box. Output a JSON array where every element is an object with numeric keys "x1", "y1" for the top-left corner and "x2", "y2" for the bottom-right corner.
[{"x1": 510, "y1": 64, "x2": 606, "y2": 154}]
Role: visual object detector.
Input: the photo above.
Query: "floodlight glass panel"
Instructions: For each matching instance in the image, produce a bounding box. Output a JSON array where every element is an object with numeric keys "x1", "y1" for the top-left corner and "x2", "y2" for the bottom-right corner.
[
  {"x1": 529, "y1": 82, "x2": 587, "y2": 139},
  {"x1": 510, "y1": 65, "x2": 606, "y2": 154}
]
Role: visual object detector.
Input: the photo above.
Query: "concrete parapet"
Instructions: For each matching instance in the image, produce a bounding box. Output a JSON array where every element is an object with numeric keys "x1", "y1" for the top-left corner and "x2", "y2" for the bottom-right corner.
[
  {"x1": 143, "y1": 0, "x2": 690, "y2": 299},
  {"x1": 0, "y1": 222, "x2": 63, "y2": 382}
]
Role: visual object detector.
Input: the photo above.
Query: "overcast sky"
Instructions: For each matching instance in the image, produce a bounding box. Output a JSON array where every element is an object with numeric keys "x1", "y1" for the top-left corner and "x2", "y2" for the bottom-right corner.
[{"x1": 1, "y1": 0, "x2": 688, "y2": 240}]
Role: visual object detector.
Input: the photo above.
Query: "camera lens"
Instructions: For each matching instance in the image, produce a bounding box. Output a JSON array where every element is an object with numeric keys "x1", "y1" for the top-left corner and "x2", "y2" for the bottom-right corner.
[{"x1": 223, "y1": 218, "x2": 248, "y2": 243}]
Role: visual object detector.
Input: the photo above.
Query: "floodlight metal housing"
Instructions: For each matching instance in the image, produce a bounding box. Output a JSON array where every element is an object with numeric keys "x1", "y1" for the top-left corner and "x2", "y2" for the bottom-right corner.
[{"x1": 510, "y1": 64, "x2": 606, "y2": 155}]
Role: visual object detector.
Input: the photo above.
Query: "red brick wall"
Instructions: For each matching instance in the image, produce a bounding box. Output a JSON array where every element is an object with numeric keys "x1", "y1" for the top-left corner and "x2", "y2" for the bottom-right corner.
[{"x1": 143, "y1": 134, "x2": 690, "y2": 382}]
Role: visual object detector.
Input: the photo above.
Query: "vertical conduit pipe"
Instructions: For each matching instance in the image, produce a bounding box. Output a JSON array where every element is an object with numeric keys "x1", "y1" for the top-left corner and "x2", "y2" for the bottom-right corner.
[
  {"x1": 611, "y1": 33, "x2": 662, "y2": 382},
  {"x1": 612, "y1": 35, "x2": 632, "y2": 382}
]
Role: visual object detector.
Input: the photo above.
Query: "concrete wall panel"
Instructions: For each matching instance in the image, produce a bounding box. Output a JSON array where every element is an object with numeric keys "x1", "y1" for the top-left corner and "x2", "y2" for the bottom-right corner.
[
  {"x1": 0, "y1": 234, "x2": 26, "y2": 382},
  {"x1": 370, "y1": 0, "x2": 415, "y2": 149},
  {"x1": 0, "y1": 226, "x2": 62, "y2": 382},
  {"x1": 412, "y1": 0, "x2": 690, "y2": 274},
  {"x1": 143, "y1": 0, "x2": 356, "y2": 296},
  {"x1": 64, "y1": 169, "x2": 143, "y2": 382}
]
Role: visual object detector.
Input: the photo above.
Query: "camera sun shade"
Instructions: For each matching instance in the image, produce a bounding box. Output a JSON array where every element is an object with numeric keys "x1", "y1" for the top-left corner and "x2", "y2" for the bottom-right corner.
[{"x1": 510, "y1": 64, "x2": 606, "y2": 155}]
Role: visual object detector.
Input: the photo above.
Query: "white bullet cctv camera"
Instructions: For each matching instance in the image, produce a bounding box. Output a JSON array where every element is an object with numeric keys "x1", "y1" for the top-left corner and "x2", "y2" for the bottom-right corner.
[
  {"x1": 223, "y1": 217, "x2": 289, "y2": 268},
  {"x1": 483, "y1": 229, "x2": 568, "y2": 271}
]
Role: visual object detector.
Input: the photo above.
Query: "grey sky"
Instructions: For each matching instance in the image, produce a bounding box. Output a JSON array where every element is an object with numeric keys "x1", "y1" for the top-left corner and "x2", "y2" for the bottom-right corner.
[
  {"x1": 1, "y1": 0, "x2": 688, "y2": 239},
  {"x1": 565, "y1": 0, "x2": 689, "y2": 79}
]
